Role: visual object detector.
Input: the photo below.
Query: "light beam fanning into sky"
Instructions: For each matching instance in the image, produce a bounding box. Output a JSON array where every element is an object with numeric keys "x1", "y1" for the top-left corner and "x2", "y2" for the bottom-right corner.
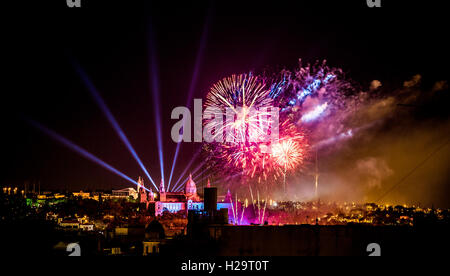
[
  {"x1": 167, "y1": 10, "x2": 211, "y2": 191},
  {"x1": 148, "y1": 25, "x2": 165, "y2": 189},
  {"x1": 27, "y1": 119, "x2": 151, "y2": 192},
  {"x1": 171, "y1": 147, "x2": 201, "y2": 191},
  {"x1": 173, "y1": 161, "x2": 205, "y2": 192},
  {"x1": 72, "y1": 61, "x2": 158, "y2": 191}
]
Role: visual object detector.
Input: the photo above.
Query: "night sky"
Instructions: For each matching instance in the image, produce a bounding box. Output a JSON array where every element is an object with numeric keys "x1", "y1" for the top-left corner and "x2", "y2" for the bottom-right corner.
[{"x1": 4, "y1": 1, "x2": 449, "y2": 205}]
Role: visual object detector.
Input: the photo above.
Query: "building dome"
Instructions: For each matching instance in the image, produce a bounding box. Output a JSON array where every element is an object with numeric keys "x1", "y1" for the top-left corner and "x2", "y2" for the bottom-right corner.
[{"x1": 185, "y1": 174, "x2": 197, "y2": 195}]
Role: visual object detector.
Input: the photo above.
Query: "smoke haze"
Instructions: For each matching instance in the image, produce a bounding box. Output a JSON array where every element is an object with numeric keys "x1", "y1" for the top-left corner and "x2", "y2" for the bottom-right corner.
[{"x1": 289, "y1": 75, "x2": 450, "y2": 208}]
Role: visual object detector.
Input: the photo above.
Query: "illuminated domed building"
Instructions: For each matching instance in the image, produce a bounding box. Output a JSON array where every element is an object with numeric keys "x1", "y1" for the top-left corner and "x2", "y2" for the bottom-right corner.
[
  {"x1": 136, "y1": 174, "x2": 230, "y2": 216},
  {"x1": 185, "y1": 174, "x2": 200, "y2": 201}
]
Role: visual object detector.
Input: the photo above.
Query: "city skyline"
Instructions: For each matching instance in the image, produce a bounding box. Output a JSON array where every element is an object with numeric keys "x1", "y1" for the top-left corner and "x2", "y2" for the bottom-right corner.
[{"x1": 3, "y1": 1, "x2": 450, "y2": 206}]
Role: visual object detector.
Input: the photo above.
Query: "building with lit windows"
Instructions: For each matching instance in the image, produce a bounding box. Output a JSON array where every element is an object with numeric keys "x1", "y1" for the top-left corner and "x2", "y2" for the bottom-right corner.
[
  {"x1": 136, "y1": 175, "x2": 232, "y2": 216},
  {"x1": 112, "y1": 187, "x2": 139, "y2": 200}
]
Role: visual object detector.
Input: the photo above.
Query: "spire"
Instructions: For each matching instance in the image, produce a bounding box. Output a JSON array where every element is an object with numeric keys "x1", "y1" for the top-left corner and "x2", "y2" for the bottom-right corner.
[
  {"x1": 138, "y1": 176, "x2": 146, "y2": 192},
  {"x1": 159, "y1": 179, "x2": 166, "y2": 202},
  {"x1": 138, "y1": 176, "x2": 147, "y2": 203},
  {"x1": 149, "y1": 191, "x2": 155, "y2": 201},
  {"x1": 207, "y1": 178, "x2": 211, "y2": 188},
  {"x1": 160, "y1": 179, "x2": 165, "y2": 193}
]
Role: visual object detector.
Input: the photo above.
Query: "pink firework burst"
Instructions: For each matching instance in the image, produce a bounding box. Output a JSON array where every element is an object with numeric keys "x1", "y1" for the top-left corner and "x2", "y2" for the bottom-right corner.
[
  {"x1": 271, "y1": 137, "x2": 304, "y2": 171},
  {"x1": 203, "y1": 73, "x2": 309, "y2": 189}
]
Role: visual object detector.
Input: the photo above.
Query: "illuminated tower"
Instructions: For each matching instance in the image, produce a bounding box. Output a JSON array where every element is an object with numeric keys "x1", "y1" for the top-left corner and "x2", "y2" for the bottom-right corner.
[
  {"x1": 138, "y1": 176, "x2": 147, "y2": 203},
  {"x1": 159, "y1": 179, "x2": 166, "y2": 202},
  {"x1": 148, "y1": 190, "x2": 155, "y2": 201},
  {"x1": 207, "y1": 178, "x2": 211, "y2": 188}
]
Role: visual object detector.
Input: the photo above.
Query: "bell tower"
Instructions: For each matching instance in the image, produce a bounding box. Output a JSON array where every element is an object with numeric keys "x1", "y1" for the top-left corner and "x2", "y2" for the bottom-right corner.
[
  {"x1": 138, "y1": 176, "x2": 147, "y2": 203},
  {"x1": 159, "y1": 179, "x2": 166, "y2": 202}
]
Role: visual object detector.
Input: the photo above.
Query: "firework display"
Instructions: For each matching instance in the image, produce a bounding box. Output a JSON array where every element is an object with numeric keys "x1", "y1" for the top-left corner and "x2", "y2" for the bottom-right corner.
[
  {"x1": 5, "y1": 0, "x2": 450, "y2": 259},
  {"x1": 203, "y1": 73, "x2": 309, "y2": 188},
  {"x1": 202, "y1": 60, "x2": 362, "y2": 193}
]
